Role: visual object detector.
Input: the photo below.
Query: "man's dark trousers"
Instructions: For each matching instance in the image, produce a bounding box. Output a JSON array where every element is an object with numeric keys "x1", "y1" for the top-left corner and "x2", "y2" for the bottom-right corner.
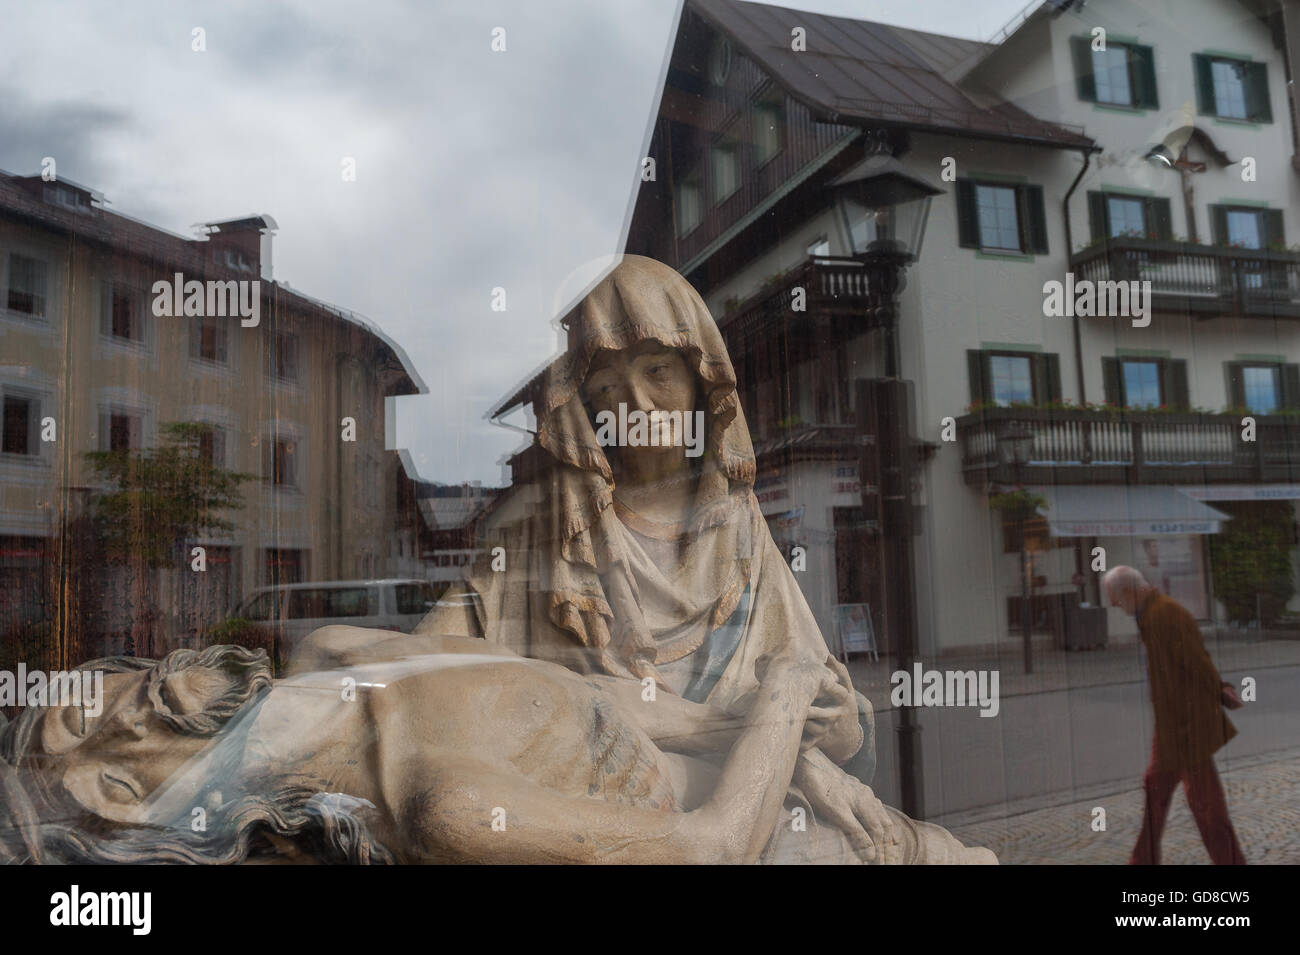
[{"x1": 1130, "y1": 738, "x2": 1245, "y2": 865}]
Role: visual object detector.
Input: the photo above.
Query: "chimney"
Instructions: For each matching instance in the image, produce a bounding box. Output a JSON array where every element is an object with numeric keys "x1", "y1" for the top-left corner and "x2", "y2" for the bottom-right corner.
[{"x1": 199, "y1": 214, "x2": 278, "y2": 280}]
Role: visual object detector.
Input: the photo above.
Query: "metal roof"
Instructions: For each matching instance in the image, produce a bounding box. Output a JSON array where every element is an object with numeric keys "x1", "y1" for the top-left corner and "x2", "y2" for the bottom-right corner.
[{"x1": 690, "y1": 0, "x2": 1094, "y2": 150}]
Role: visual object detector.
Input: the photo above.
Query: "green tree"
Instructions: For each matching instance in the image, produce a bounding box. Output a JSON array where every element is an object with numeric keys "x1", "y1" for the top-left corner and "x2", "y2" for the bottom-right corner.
[
  {"x1": 84, "y1": 422, "x2": 254, "y2": 657},
  {"x1": 1208, "y1": 501, "x2": 1297, "y2": 626}
]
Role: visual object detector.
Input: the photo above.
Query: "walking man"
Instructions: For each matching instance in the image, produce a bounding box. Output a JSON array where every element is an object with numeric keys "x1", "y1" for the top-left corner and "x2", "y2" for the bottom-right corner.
[{"x1": 1102, "y1": 566, "x2": 1246, "y2": 865}]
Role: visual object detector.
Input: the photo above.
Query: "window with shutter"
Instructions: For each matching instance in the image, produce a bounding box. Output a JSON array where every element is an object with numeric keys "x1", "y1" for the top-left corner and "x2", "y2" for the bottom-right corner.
[
  {"x1": 1106, "y1": 357, "x2": 1188, "y2": 409},
  {"x1": 1073, "y1": 39, "x2": 1157, "y2": 108},
  {"x1": 1231, "y1": 362, "x2": 1287, "y2": 413},
  {"x1": 958, "y1": 180, "x2": 1048, "y2": 254},
  {"x1": 1197, "y1": 54, "x2": 1272, "y2": 122},
  {"x1": 968, "y1": 351, "x2": 1061, "y2": 407}
]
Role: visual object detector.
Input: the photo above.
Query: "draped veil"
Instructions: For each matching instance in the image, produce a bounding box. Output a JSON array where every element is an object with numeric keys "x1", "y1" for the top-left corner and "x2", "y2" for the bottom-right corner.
[{"x1": 419, "y1": 255, "x2": 844, "y2": 716}]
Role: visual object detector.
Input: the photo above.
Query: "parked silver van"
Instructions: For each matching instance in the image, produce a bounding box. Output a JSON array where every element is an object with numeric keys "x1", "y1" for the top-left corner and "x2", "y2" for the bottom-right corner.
[{"x1": 231, "y1": 578, "x2": 442, "y2": 655}]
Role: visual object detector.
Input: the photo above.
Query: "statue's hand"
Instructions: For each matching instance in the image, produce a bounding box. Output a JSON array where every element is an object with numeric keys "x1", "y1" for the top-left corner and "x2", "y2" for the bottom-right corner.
[
  {"x1": 795, "y1": 754, "x2": 901, "y2": 864},
  {"x1": 801, "y1": 656, "x2": 862, "y2": 761}
]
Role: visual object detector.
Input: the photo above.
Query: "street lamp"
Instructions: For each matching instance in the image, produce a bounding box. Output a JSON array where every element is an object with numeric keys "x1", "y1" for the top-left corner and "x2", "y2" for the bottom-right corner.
[
  {"x1": 997, "y1": 421, "x2": 1036, "y2": 674},
  {"x1": 829, "y1": 145, "x2": 940, "y2": 819}
]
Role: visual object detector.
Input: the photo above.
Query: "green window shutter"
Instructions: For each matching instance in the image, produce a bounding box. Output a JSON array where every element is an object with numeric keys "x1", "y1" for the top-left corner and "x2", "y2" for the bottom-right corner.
[
  {"x1": 1071, "y1": 36, "x2": 1097, "y2": 102},
  {"x1": 1035, "y1": 353, "x2": 1063, "y2": 403},
  {"x1": 967, "y1": 350, "x2": 989, "y2": 405},
  {"x1": 955, "y1": 180, "x2": 980, "y2": 249},
  {"x1": 1280, "y1": 364, "x2": 1300, "y2": 410},
  {"x1": 1209, "y1": 204, "x2": 1229, "y2": 245},
  {"x1": 1263, "y1": 209, "x2": 1284, "y2": 249},
  {"x1": 1146, "y1": 197, "x2": 1173, "y2": 240},
  {"x1": 1021, "y1": 184, "x2": 1049, "y2": 254},
  {"x1": 1244, "y1": 61, "x2": 1272, "y2": 122},
  {"x1": 1161, "y1": 359, "x2": 1189, "y2": 410},
  {"x1": 1087, "y1": 191, "x2": 1109, "y2": 241},
  {"x1": 1101, "y1": 357, "x2": 1122, "y2": 406},
  {"x1": 1192, "y1": 54, "x2": 1216, "y2": 115},
  {"x1": 1131, "y1": 44, "x2": 1159, "y2": 109},
  {"x1": 1225, "y1": 362, "x2": 1246, "y2": 409}
]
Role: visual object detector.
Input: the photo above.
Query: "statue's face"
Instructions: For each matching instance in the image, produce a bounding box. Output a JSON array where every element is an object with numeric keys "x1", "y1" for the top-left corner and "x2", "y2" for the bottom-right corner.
[
  {"x1": 33, "y1": 666, "x2": 219, "y2": 823},
  {"x1": 582, "y1": 341, "x2": 698, "y2": 461}
]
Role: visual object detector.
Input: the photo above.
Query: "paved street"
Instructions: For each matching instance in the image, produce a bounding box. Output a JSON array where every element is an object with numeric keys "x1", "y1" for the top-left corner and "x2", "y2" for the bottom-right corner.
[
  {"x1": 943, "y1": 748, "x2": 1300, "y2": 864},
  {"x1": 838, "y1": 635, "x2": 1300, "y2": 860}
]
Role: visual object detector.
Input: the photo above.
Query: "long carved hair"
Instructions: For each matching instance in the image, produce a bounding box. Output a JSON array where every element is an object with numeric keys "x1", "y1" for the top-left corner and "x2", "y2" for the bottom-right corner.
[{"x1": 0, "y1": 646, "x2": 395, "y2": 865}]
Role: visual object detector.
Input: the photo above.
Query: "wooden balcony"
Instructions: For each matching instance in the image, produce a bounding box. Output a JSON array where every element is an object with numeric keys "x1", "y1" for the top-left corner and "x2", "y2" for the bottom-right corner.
[
  {"x1": 1068, "y1": 238, "x2": 1300, "y2": 320},
  {"x1": 720, "y1": 256, "x2": 884, "y2": 360},
  {"x1": 958, "y1": 406, "x2": 1300, "y2": 486}
]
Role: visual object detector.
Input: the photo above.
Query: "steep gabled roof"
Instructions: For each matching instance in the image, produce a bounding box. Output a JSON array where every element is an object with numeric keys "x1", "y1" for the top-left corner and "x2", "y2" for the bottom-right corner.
[{"x1": 690, "y1": 0, "x2": 1094, "y2": 149}]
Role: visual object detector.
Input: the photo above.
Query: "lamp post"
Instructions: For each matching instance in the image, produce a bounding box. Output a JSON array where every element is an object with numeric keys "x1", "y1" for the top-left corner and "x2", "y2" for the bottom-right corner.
[
  {"x1": 830, "y1": 144, "x2": 939, "y2": 820},
  {"x1": 996, "y1": 421, "x2": 1035, "y2": 674}
]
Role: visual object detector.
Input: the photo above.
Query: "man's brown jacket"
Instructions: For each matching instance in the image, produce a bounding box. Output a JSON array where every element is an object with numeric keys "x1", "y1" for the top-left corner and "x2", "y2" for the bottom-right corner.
[{"x1": 1137, "y1": 590, "x2": 1237, "y2": 772}]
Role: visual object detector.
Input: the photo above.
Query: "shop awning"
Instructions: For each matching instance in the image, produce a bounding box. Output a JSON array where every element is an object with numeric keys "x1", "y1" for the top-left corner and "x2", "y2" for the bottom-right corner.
[
  {"x1": 1029, "y1": 486, "x2": 1230, "y2": 537},
  {"x1": 1179, "y1": 485, "x2": 1300, "y2": 502}
]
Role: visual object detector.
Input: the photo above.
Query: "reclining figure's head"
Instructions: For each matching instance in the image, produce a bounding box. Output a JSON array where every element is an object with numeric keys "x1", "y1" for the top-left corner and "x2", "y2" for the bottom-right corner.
[{"x1": 17, "y1": 645, "x2": 271, "y2": 826}]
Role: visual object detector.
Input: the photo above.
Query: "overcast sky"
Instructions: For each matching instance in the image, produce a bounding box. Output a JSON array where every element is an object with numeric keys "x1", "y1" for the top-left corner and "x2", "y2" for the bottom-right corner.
[{"x1": 0, "y1": 0, "x2": 1030, "y2": 486}]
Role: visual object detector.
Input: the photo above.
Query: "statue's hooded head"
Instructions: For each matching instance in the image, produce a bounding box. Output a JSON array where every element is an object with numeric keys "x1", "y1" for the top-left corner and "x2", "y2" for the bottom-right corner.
[
  {"x1": 532, "y1": 254, "x2": 755, "y2": 531},
  {"x1": 486, "y1": 256, "x2": 758, "y2": 684}
]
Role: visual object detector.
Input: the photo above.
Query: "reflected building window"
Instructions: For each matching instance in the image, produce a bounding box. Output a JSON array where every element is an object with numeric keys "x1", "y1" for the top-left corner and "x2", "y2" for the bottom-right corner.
[
  {"x1": 266, "y1": 331, "x2": 300, "y2": 382},
  {"x1": 6, "y1": 252, "x2": 48, "y2": 319},
  {"x1": 989, "y1": 354, "x2": 1033, "y2": 405},
  {"x1": 264, "y1": 433, "x2": 298, "y2": 487},
  {"x1": 191, "y1": 318, "x2": 230, "y2": 365},
  {"x1": 2, "y1": 391, "x2": 39, "y2": 456}
]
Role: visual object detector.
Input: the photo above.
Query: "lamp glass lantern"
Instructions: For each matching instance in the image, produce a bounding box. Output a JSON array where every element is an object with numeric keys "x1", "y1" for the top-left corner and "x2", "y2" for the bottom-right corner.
[
  {"x1": 830, "y1": 156, "x2": 941, "y2": 261},
  {"x1": 996, "y1": 421, "x2": 1035, "y2": 468}
]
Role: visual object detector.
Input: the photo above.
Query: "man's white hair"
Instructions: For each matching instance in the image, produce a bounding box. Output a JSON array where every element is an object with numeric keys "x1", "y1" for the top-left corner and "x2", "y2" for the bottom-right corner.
[{"x1": 1102, "y1": 565, "x2": 1149, "y2": 599}]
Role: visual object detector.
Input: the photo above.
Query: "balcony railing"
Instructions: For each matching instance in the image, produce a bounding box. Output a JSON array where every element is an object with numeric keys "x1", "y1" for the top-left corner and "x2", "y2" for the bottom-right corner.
[
  {"x1": 720, "y1": 256, "x2": 882, "y2": 359},
  {"x1": 1068, "y1": 238, "x2": 1300, "y2": 319},
  {"x1": 958, "y1": 406, "x2": 1300, "y2": 485}
]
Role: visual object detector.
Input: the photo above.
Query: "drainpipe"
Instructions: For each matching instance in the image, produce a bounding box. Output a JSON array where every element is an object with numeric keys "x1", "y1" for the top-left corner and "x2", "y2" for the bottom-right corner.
[
  {"x1": 1062, "y1": 146, "x2": 1093, "y2": 405},
  {"x1": 1062, "y1": 145, "x2": 1100, "y2": 606}
]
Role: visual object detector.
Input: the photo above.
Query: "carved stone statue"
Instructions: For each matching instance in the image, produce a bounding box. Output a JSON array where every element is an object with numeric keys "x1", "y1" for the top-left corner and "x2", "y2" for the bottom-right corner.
[
  {"x1": 0, "y1": 637, "x2": 992, "y2": 863},
  {"x1": 0, "y1": 256, "x2": 996, "y2": 864}
]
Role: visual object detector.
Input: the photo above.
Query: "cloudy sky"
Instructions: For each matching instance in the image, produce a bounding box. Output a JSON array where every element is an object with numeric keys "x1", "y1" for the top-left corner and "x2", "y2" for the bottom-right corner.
[{"x1": 0, "y1": 0, "x2": 1029, "y2": 486}]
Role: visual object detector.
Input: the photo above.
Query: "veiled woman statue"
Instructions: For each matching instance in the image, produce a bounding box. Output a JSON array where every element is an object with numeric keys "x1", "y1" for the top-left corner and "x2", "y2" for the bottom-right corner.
[{"x1": 415, "y1": 255, "x2": 991, "y2": 863}]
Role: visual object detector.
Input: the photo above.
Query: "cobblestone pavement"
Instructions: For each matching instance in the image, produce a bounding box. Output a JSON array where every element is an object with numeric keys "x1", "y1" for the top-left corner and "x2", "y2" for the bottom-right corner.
[{"x1": 940, "y1": 749, "x2": 1300, "y2": 865}]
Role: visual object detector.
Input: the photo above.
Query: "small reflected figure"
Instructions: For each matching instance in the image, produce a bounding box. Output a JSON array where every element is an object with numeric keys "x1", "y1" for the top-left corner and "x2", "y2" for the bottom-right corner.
[{"x1": 1103, "y1": 565, "x2": 1246, "y2": 865}]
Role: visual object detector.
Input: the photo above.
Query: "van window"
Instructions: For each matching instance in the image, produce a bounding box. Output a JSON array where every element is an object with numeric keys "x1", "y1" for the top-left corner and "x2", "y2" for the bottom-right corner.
[
  {"x1": 240, "y1": 591, "x2": 279, "y2": 622},
  {"x1": 395, "y1": 582, "x2": 440, "y2": 615},
  {"x1": 287, "y1": 587, "x2": 375, "y2": 619}
]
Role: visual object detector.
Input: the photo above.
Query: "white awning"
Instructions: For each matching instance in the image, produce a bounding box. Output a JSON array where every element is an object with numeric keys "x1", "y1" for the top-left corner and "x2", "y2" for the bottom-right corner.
[
  {"x1": 1029, "y1": 486, "x2": 1230, "y2": 537},
  {"x1": 1179, "y1": 485, "x2": 1300, "y2": 502}
]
